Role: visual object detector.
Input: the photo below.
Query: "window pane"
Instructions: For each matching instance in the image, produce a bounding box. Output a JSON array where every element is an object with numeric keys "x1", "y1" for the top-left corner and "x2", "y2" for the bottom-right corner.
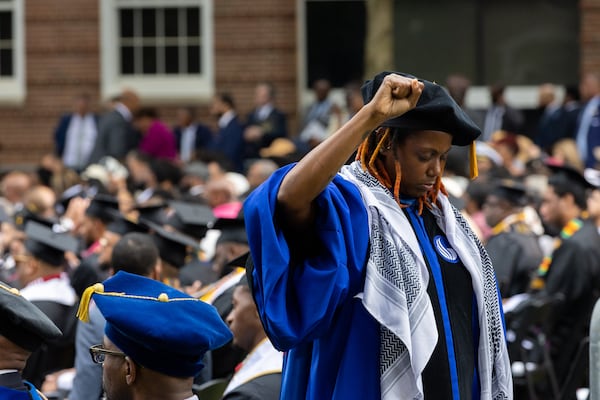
[
  {"x1": 120, "y1": 9, "x2": 134, "y2": 38},
  {"x1": 164, "y1": 8, "x2": 178, "y2": 37},
  {"x1": 187, "y1": 45, "x2": 200, "y2": 74},
  {"x1": 306, "y1": 1, "x2": 365, "y2": 88},
  {"x1": 0, "y1": 48, "x2": 12, "y2": 76},
  {"x1": 165, "y1": 46, "x2": 179, "y2": 74},
  {"x1": 186, "y1": 7, "x2": 200, "y2": 37},
  {"x1": 483, "y1": 0, "x2": 578, "y2": 85},
  {"x1": 393, "y1": 0, "x2": 477, "y2": 83},
  {"x1": 121, "y1": 46, "x2": 134, "y2": 75},
  {"x1": 143, "y1": 46, "x2": 157, "y2": 74},
  {"x1": 0, "y1": 11, "x2": 11, "y2": 40},
  {"x1": 142, "y1": 8, "x2": 156, "y2": 38}
]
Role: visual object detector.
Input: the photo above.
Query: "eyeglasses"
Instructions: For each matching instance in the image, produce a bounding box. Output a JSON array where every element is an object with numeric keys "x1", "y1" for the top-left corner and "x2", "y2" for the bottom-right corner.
[{"x1": 89, "y1": 344, "x2": 127, "y2": 365}]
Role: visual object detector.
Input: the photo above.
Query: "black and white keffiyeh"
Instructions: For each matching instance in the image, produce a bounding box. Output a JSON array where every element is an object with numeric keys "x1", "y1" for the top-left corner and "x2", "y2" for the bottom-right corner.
[{"x1": 340, "y1": 162, "x2": 512, "y2": 400}]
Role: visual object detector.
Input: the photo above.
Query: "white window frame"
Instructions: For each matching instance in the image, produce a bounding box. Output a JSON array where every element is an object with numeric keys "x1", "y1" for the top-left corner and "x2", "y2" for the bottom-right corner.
[
  {"x1": 100, "y1": 0, "x2": 214, "y2": 102},
  {"x1": 0, "y1": 0, "x2": 25, "y2": 105}
]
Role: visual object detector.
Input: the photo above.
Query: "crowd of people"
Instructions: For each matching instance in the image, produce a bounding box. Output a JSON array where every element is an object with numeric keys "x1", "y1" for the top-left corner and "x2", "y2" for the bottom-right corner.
[{"x1": 1, "y1": 70, "x2": 600, "y2": 399}]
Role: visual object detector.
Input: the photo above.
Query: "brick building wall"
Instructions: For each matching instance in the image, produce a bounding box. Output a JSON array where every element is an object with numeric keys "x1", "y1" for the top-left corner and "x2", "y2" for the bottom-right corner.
[
  {"x1": 0, "y1": 0, "x2": 297, "y2": 170},
  {"x1": 581, "y1": 0, "x2": 600, "y2": 75}
]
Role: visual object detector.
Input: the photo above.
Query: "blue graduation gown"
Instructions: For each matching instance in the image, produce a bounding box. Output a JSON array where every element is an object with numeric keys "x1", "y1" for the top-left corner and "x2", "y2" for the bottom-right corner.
[
  {"x1": 0, "y1": 381, "x2": 46, "y2": 400},
  {"x1": 244, "y1": 165, "x2": 377, "y2": 400}
]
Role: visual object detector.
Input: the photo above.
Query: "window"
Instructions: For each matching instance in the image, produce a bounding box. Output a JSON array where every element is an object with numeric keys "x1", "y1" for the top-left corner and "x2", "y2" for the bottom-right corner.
[
  {"x1": 0, "y1": 0, "x2": 24, "y2": 104},
  {"x1": 393, "y1": 0, "x2": 579, "y2": 108},
  {"x1": 304, "y1": 0, "x2": 366, "y2": 89},
  {"x1": 100, "y1": 0, "x2": 214, "y2": 101}
]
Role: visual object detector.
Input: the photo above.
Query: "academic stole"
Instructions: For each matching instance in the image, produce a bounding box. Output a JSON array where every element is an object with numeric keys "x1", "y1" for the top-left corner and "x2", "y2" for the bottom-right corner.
[
  {"x1": 490, "y1": 211, "x2": 528, "y2": 235},
  {"x1": 530, "y1": 218, "x2": 584, "y2": 290}
]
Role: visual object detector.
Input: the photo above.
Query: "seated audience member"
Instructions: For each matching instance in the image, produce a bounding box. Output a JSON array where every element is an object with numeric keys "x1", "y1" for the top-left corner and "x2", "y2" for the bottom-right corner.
[
  {"x1": 77, "y1": 271, "x2": 232, "y2": 400},
  {"x1": 222, "y1": 274, "x2": 283, "y2": 400}
]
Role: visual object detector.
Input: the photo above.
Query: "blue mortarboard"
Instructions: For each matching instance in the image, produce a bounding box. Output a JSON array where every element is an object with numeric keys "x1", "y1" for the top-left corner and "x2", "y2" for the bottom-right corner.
[
  {"x1": 77, "y1": 271, "x2": 232, "y2": 378},
  {"x1": 24, "y1": 221, "x2": 79, "y2": 266},
  {"x1": 361, "y1": 71, "x2": 481, "y2": 146},
  {"x1": 0, "y1": 282, "x2": 62, "y2": 351}
]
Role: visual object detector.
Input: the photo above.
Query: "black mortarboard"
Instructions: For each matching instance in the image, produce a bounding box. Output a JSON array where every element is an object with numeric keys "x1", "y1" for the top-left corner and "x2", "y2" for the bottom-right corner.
[
  {"x1": 106, "y1": 209, "x2": 150, "y2": 236},
  {"x1": 490, "y1": 179, "x2": 528, "y2": 207},
  {"x1": 13, "y1": 207, "x2": 57, "y2": 231},
  {"x1": 24, "y1": 221, "x2": 79, "y2": 266},
  {"x1": 85, "y1": 194, "x2": 119, "y2": 223},
  {"x1": 212, "y1": 215, "x2": 247, "y2": 245},
  {"x1": 545, "y1": 161, "x2": 593, "y2": 191},
  {"x1": 150, "y1": 223, "x2": 200, "y2": 268},
  {"x1": 167, "y1": 201, "x2": 215, "y2": 240},
  {"x1": 361, "y1": 71, "x2": 481, "y2": 146},
  {"x1": 135, "y1": 202, "x2": 168, "y2": 226},
  {"x1": 0, "y1": 282, "x2": 62, "y2": 352}
]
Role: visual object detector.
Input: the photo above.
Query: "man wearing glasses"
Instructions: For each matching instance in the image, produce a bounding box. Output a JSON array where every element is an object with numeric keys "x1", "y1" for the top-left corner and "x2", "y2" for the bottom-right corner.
[{"x1": 78, "y1": 270, "x2": 232, "y2": 400}]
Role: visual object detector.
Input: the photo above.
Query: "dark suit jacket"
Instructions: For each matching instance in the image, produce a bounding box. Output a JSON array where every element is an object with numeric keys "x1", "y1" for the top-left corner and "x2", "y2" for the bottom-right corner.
[
  {"x1": 244, "y1": 107, "x2": 288, "y2": 159},
  {"x1": 54, "y1": 113, "x2": 99, "y2": 157},
  {"x1": 173, "y1": 123, "x2": 214, "y2": 154},
  {"x1": 213, "y1": 116, "x2": 245, "y2": 172},
  {"x1": 88, "y1": 109, "x2": 139, "y2": 164}
]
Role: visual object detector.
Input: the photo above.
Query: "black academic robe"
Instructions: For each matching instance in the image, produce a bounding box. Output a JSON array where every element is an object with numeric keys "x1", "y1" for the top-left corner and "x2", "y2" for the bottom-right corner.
[
  {"x1": 22, "y1": 301, "x2": 77, "y2": 388},
  {"x1": 539, "y1": 220, "x2": 600, "y2": 383},
  {"x1": 221, "y1": 373, "x2": 282, "y2": 400},
  {"x1": 486, "y1": 230, "x2": 543, "y2": 297}
]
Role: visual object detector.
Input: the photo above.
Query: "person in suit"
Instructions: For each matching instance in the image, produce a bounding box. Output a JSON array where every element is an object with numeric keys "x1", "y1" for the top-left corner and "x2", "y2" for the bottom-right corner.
[
  {"x1": 88, "y1": 89, "x2": 141, "y2": 165},
  {"x1": 481, "y1": 84, "x2": 524, "y2": 141},
  {"x1": 210, "y1": 93, "x2": 245, "y2": 172},
  {"x1": 0, "y1": 280, "x2": 63, "y2": 399},
  {"x1": 243, "y1": 82, "x2": 288, "y2": 160},
  {"x1": 173, "y1": 107, "x2": 214, "y2": 163},
  {"x1": 77, "y1": 270, "x2": 232, "y2": 400},
  {"x1": 54, "y1": 93, "x2": 99, "y2": 172}
]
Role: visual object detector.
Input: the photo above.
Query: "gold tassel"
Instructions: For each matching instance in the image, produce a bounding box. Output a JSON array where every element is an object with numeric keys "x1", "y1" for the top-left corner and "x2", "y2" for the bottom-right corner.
[
  {"x1": 469, "y1": 141, "x2": 478, "y2": 180},
  {"x1": 77, "y1": 283, "x2": 104, "y2": 323}
]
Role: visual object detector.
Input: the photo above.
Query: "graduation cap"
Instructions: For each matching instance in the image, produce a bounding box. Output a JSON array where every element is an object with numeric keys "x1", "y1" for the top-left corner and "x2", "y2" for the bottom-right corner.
[
  {"x1": 545, "y1": 161, "x2": 593, "y2": 191},
  {"x1": 212, "y1": 214, "x2": 248, "y2": 245},
  {"x1": 0, "y1": 282, "x2": 62, "y2": 352},
  {"x1": 167, "y1": 201, "x2": 215, "y2": 240},
  {"x1": 13, "y1": 207, "x2": 58, "y2": 231},
  {"x1": 361, "y1": 71, "x2": 481, "y2": 146},
  {"x1": 134, "y1": 202, "x2": 168, "y2": 226},
  {"x1": 490, "y1": 179, "x2": 529, "y2": 207},
  {"x1": 85, "y1": 194, "x2": 120, "y2": 223},
  {"x1": 106, "y1": 209, "x2": 150, "y2": 236},
  {"x1": 361, "y1": 71, "x2": 481, "y2": 177},
  {"x1": 150, "y1": 223, "x2": 200, "y2": 268},
  {"x1": 24, "y1": 221, "x2": 79, "y2": 266},
  {"x1": 77, "y1": 271, "x2": 232, "y2": 377}
]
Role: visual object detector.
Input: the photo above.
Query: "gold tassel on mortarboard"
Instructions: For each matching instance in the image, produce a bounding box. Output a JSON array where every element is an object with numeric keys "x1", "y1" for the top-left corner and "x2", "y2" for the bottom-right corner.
[
  {"x1": 469, "y1": 141, "x2": 478, "y2": 180},
  {"x1": 77, "y1": 283, "x2": 104, "y2": 323}
]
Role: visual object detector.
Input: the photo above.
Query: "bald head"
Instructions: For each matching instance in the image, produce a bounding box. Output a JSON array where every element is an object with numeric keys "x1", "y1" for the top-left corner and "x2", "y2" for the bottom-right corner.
[
  {"x1": 538, "y1": 84, "x2": 556, "y2": 107},
  {"x1": 1, "y1": 171, "x2": 32, "y2": 205}
]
